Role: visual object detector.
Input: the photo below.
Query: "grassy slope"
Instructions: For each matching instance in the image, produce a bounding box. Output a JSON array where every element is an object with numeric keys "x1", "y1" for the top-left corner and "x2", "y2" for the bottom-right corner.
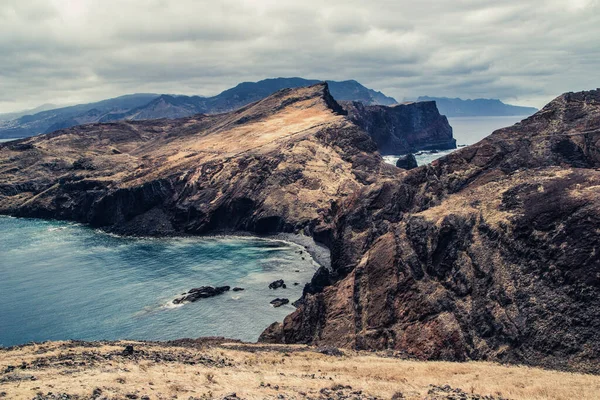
[{"x1": 1, "y1": 341, "x2": 599, "y2": 399}]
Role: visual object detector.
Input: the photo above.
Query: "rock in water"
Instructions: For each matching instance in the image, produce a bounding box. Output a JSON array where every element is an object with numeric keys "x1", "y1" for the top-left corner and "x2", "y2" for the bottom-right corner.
[
  {"x1": 395, "y1": 154, "x2": 418, "y2": 170},
  {"x1": 269, "y1": 280, "x2": 286, "y2": 289},
  {"x1": 270, "y1": 298, "x2": 289, "y2": 307},
  {"x1": 173, "y1": 286, "x2": 230, "y2": 304},
  {"x1": 232, "y1": 287, "x2": 245, "y2": 292}
]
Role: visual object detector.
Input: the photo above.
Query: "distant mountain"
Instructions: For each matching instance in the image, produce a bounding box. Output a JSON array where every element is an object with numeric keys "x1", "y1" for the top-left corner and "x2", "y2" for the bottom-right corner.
[
  {"x1": 0, "y1": 78, "x2": 397, "y2": 139},
  {"x1": 0, "y1": 94, "x2": 160, "y2": 139},
  {"x1": 417, "y1": 96, "x2": 538, "y2": 117},
  {"x1": 0, "y1": 103, "x2": 58, "y2": 121}
]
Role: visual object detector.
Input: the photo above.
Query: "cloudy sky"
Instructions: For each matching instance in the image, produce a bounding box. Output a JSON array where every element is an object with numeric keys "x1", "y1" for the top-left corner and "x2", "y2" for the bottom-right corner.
[{"x1": 1, "y1": 0, "x2": 599, "y2": 113}]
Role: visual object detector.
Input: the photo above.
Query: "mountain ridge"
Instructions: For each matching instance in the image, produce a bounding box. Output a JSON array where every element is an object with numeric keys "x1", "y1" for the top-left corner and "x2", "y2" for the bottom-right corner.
[
  {"x1": 416, "y1": 96, "x2": 538, "y2": 117},
  {"x1": 0, "y1": 78, "x2": 397, "y2": 139}
]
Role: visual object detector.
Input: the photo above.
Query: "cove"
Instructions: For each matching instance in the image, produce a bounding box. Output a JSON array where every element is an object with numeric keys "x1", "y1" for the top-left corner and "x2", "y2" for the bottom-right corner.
[{"x1": 0, "y1": 216, "x2": 317, "y2": 347}]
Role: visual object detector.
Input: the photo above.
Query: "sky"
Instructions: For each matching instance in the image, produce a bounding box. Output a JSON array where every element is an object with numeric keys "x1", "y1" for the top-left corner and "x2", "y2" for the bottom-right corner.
[{"x1": 1, "y1": 0, "x2": 599, "y2": 113}]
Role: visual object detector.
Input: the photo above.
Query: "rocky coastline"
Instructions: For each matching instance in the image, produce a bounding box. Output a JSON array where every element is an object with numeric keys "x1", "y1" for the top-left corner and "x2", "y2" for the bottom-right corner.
[{"x1": 1, "y1": 84, "x2": 599, "y2": 374}]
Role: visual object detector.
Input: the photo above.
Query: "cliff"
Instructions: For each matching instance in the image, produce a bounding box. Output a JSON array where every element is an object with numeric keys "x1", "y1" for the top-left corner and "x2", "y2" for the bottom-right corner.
[
  {"x1": 261, "y1": 90, "x2": 600, "y2": 373},
  {"x1": 342, "y1": 101, "x2": 455, "y2": 155},
  {"x1": 0, "y1": 83, "x2": 393, "y2": 240}
]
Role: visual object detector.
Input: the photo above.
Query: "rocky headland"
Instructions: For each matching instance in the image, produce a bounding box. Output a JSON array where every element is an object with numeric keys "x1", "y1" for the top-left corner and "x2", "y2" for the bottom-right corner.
[
  {"x1": 342, "y1": 100, "x2": 456, "y2": 155},
  {"x1": 262, "y1": 89, "x2": 600, "y2": 374},
  {"x1": 1, "y1": 84, "x2": 599, "y2": 375},
  {"x1": 0, "y1": 83, "x2": 394, "y2": 240}
]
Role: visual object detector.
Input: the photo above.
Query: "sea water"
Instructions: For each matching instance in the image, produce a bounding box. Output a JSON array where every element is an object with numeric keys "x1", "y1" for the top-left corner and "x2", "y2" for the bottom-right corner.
[
  {"x1": 0, "y1": 217, "x2": 318, "y2": 347},
  {"x1": 384, "y1": 115, "x2": 530, "y2": 166}
]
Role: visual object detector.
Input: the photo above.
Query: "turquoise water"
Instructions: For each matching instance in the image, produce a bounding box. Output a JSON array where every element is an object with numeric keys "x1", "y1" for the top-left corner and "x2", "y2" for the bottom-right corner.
[
  {"x1": 385, "y1": 115, "x2": 529, "y2": 166},
  {"x1": 0, "y1": 217, "x2": 317, "y2": 347}
]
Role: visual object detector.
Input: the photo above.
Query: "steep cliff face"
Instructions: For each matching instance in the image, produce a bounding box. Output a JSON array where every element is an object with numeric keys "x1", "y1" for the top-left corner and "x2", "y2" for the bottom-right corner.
[
  {"x1": 262, "y1": 89, "x2": 600, "y2": 373},
  {"x1": 0, "y1": 84, "x2": 394, "y2": 239},
  {"x1": 342, "y1": 101, "x2": 455, "y2": 155}
]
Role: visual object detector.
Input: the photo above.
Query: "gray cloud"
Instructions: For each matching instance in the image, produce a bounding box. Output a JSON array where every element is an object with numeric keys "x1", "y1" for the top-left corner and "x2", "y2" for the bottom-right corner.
[{"x1": 1, "y1": 0, "x2": 599, "y2": 112}]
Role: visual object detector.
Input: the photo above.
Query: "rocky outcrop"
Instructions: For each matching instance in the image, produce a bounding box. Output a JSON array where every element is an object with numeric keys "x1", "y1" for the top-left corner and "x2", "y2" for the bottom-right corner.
[
  {"x1": 0, "y1": 78, "x2": 397, "y2": 140},
  {"x1": 342, "y1": 101, "x2": 455, "y2": 155},
  {"x1": 395, "y1": 154, "x2": 418, "y2": 170},
  {"x1": 269, "y1": 280, "x2": 286, "y2": 290},
  {"x1": 173, "y1": 286, "x2": 231, "y2": 304},
  {"x1": 270, "y1": 298, "x2": 290, "y2": 308},
  {"x1": 265, "y1": 89, "x2": 600, "y2": 373}
]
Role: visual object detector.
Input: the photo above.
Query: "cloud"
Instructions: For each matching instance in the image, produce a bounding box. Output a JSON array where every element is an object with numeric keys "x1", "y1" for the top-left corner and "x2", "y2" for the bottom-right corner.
[{"x1": 0, "y1": 0, "x2": 599, "y2": 112}]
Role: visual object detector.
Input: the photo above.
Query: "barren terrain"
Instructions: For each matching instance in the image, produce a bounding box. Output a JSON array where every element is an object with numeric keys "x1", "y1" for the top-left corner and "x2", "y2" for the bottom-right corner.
[{"x1": 2, "y1": 340, "x2": 599, "y2": 400}]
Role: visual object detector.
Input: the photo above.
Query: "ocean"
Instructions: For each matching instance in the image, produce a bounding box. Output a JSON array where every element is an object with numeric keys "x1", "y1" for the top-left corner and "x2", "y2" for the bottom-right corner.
[
  {"x1": 0, "y1": 217, "x2": 317, "y2": 347},
  {"x1": 384, "y1": 115, "x2": 529, "y2": 166}
]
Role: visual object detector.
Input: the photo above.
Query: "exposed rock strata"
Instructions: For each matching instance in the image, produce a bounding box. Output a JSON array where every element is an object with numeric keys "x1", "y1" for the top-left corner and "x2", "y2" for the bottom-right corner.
[
  {"x1": 262, "y1": 89, "x2": 600, "y2": 373},
  {"x1": 342, "y1": 101, "x2": 456, "y2": 155}
]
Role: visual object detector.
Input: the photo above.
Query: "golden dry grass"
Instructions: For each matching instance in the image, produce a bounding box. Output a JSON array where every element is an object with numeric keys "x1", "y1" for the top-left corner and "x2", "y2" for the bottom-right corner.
[{"x1": 1, "y1": 341, "x2": 599, "y2": 399}]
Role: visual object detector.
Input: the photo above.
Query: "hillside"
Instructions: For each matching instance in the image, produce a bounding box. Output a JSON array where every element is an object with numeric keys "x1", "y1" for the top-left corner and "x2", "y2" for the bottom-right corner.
[
  {"x1": 0, "y1": 104, "x2": 57, "y2": 121},
  {"x1": 265, "y1": 89, "x2": 600, "y2": 374},
  {"x1": 0, "y1": 78, "x2": 396, "y2": 140},
  {"x1": 1, "y1": 340, "x2": 598, "y2": 400},
  {"x1": 417, "y1": 97, "x2": 538, "y2": 117},
  {"x1": 0, "y1": 83, "x2": 394, "y2": 239}
]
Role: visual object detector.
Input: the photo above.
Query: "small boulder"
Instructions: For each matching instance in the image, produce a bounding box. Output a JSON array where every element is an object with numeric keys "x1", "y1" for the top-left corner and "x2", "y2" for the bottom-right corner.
[
  {"x1": 269, "y1": 279, "x2": 286, "y2": 289},
  {"x1": 270, "y1": 298, "x2": 289, "y2": 307},
  {"x1": 122, "y1": 345, "x2": 134, "y2": 356},
  {"x1": 232, "y1": 287, "x2": 245, "y2": 292},
  {"x1": 395, "y1": 154, "x2": 418, "y2": 170},
  {"x1": 318, "y1": 347, "x2": 345, "y2": 357}
]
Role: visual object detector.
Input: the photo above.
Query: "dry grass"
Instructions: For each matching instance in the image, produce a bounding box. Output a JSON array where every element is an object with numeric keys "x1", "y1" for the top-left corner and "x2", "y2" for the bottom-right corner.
[{"x1": 1, "y1": 341, "x2": 599, "y2": 399}]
